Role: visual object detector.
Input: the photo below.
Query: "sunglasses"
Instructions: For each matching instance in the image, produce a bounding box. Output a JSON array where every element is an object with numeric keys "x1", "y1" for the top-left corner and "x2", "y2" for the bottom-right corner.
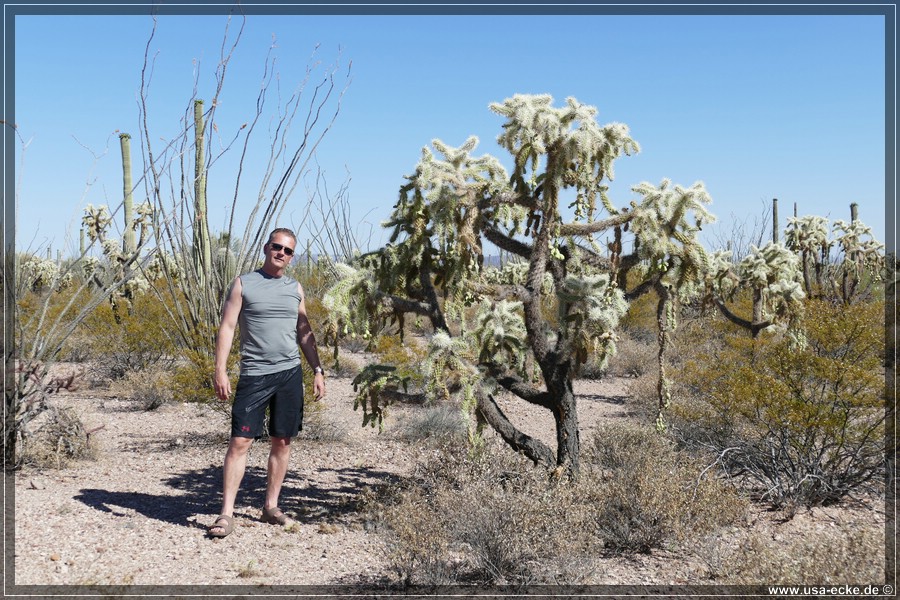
[{"x1": 268, "y1": 242, "x2": 295, "y2": 256}]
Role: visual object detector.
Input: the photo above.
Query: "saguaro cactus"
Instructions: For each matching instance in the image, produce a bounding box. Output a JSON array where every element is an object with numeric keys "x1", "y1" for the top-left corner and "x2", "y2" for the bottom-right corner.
[{"x1": 119, "y1": 133, "x2": 136, "y2": 256}]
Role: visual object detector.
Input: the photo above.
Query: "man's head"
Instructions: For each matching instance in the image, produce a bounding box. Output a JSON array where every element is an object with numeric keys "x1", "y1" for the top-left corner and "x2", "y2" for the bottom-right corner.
[
  {"x1": 262, "y1": 228, "x2": 297, "y2": 275},
  {"x1": 267, "y1": 227, "x2": 297, "y2": 247}
]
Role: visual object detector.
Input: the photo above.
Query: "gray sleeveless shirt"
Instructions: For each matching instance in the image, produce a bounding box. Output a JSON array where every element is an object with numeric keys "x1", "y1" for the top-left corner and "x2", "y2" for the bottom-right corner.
[{"x1": 237, "y1": 270, "x2": 302, "y2": 376}]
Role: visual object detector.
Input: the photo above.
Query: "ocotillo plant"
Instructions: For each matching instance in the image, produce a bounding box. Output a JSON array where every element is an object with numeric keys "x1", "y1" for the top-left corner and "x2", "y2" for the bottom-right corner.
[{"x1": 133, "y1": 17, "x2": 349, "y2": 401}]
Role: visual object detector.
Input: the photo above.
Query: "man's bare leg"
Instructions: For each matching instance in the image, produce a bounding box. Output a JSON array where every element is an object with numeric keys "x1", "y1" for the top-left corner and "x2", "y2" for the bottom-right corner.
[
  {"x1": 209, "y1": 436, "x2": 254, "y2": 534},
  {"x1": 264, "y1": 436, "x2": 291, "y2": 511}
]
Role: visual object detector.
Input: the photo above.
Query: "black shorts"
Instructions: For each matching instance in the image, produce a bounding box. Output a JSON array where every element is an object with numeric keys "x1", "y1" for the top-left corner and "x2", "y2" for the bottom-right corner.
[{"x1": 231, "y1": 365, "x2": 304, "y2": 439}]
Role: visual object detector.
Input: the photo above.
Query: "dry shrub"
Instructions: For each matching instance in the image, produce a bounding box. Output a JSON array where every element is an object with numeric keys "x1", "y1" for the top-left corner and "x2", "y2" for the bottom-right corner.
[
  {"x1": 108, "y1": 367, "x2": 175, "y2": 411},
  {"x1": 371, "y1": 425, "x2": 745, "y2": 586},
  {"x1": 624, "y1": 368, "x2": 662, "y2": 421},
  {"x1": 601, "y1": 334, "x2": 656, "y2": 379},
  {"x1": 373, "y1": 333, "x2": 428, "y2": 374},
  {"x1": 702, "y1": 517, "x2": 885, "y2": 584},
  {"x1": 619, "y1": 283, "x2": 659, "y2": 343},
  {"x1": 584, "y1": 423, "x2": 747, "y2": 554},
  {"x1": 374, "y1": 439, "x2": 596, "y2": 586},
  {"x1": 326, "y1": 352, "x2": 364, "y2": 379},
  {"x1": 398, "y1": 404, "x2": 466, "y2": 442},
  {"x1": 299, "y1": 400, "x2": 350, "y2": 443},
  {"x1": 20, "y1": 406, "x2": 96, "y2": 468}
]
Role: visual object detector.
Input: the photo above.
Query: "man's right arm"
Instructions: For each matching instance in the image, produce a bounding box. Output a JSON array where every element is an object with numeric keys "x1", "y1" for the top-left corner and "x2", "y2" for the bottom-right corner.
[{"x1": 214, "y1": 277, "x2": 243, "y2": 401}]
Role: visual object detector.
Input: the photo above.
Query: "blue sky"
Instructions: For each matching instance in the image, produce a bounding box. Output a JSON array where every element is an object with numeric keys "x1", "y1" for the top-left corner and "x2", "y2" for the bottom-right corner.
[{"x1": 13, "y1": 10, "x2": 889, "y2": 257}]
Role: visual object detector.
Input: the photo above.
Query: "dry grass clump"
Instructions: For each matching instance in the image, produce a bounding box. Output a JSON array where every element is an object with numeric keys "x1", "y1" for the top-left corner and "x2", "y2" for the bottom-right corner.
[
  {"x1": 298, "y1": 404, "x2": 350, "y2": 443},
  {"x1": 108, "y1": 367, "x2": 175, "y2": 411},
  {"x1": 699, "y1": 516, "x2": 885, "y2": 584},
  {"x1": 600, "y1": 334, "x2": 656, "y2": 379},
  {"x1": 19, "y1": 406, "x2": 97, "y2": 468},
  {"x1": 397, "y1": 404, "x2": 467, "y2": 442},
  {"x1": 369, "y1": 424, "x2": 745, "y2": 586}
]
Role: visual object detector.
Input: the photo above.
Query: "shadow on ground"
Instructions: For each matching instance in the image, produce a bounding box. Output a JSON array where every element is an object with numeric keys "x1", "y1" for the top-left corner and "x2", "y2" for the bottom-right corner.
[{"x1": 73, "y1": 464, "x2": 399, "y2": 530}]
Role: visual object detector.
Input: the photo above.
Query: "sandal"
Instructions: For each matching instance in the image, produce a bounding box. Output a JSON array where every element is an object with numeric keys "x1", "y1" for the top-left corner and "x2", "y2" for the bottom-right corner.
[
  {"x1": 261, "y1": 506, "x2": 288, "y2": 525},
  {"x1": 207, "y1": 514, "x2": 234, "y2": 538}
]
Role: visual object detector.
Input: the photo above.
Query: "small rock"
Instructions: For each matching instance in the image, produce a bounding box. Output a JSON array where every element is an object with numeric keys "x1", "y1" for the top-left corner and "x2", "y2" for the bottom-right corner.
[{"x1": 49, "y1": 553, "x2": 60, "y2": 561}]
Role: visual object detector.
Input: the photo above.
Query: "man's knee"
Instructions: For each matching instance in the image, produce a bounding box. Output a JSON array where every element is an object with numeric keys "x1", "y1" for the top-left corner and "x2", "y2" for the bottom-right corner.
[
  {"x1": 227, "y1": 436, "x2": 254, "y2": 455},
  {"x1": 270, "y1": 436, "x2": 292, "y2": 448}
]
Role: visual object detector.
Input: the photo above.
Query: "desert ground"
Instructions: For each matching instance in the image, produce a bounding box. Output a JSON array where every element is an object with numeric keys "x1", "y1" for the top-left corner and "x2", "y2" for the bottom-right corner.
[{"x1": 11, "y1": 359, "x2": 887, "y2": 594}]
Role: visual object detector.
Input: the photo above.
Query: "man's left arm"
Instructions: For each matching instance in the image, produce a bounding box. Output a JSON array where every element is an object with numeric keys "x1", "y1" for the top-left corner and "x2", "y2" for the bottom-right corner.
[{"x1": 296, "y1": 282, "x2": 326, "y2": 399}]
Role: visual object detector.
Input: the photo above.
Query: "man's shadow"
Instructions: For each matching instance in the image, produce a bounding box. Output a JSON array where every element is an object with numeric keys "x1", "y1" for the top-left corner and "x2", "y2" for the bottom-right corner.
[{"x1": 74, "y1": 463, "x2": 398, "y2": 530}]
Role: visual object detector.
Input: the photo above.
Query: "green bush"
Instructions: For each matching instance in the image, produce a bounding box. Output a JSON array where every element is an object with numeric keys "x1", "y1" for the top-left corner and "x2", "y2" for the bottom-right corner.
[
  {"x1": 80, "y1": 291, "x2": 178, "y2": 381},
  {"x1": 673, "y1": 299, "x2": 886, "y2": 508}
]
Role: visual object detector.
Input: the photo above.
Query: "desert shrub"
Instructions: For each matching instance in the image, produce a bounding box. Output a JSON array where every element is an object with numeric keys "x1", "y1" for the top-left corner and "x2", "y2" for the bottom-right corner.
[
  {"x1": 297, "y1": 376, "x2": 350, "y2": 443},
  {"x1": 19, "y1": 406, "x2": 96, "y2": 468},
  {"x1": 108, "y1": 367, "x2": 175, "y2": 411},
  {"x1": 600, "y1": 334, "x2": 656, "y2": 379},
  {"x1": 398, "y1": 404, "x2": 467, "y2": 442},
  {"x1": 325, "y1": 351, "x2": 364, "y2": 379},
  {"x1": 618, "y1": 282, "x2": 659, "y2": 343},
  {"x1": 371, "y1": 426, "x2": 744, "y2": 586},
  {"x1": 583, "y1": 423, "x2": 747, "y2": 554},
  {"x1": 80, "y1": 291, "x2": 178, "y2": 381},
  {"x1": 701, "y1": 517, "x2": 884, "y2": 584},
  {"x1": 673, "y1": 298, "x2": 886, "y2": 508},
  {"x1": 373, "y1": 333, "x2": 429, "y2": 371},
  {"x1": 374, "y1": 440, "x2": 598, "y2": 586}
]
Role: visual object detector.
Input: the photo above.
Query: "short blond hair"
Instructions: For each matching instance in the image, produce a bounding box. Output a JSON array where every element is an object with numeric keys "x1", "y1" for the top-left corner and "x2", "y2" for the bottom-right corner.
[{"x1": 267, "y1": 228, "x2": 297, "y2": 244}]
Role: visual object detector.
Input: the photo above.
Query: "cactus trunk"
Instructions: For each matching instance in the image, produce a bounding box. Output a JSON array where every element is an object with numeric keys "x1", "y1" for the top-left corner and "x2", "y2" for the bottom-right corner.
[
  {"x1": 119, "y1": 133, "x2": 136, "y2": 256},
  {"x1": 772, "y1": 197, "x2": 779, "y2": 244},
  {"x1": 192, "y1": 100, "x2": 212, "y2": 288}
]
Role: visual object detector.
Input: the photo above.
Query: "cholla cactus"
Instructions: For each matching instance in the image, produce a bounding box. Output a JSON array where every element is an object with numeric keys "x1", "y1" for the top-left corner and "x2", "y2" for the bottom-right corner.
[
  {"x1": 629, "y1": 179, "x2": 715, "y2": 299},
  {"x1": 557, "y1": 273, "x2": 628, "y2": 369},
  {"x1": 323, "y1": 94, "x2": 721, "y2": 476},
  {"x1": 730, "y1": 242, "x2": 806, "y2": 331},
  {"x1": 784, "y1": 214, "x2": 883, "y2": 302},
  {"x1": 833, "y1": 219, "x2": 885, "y2": 279},
  {"x1": 322, "y1": 262, "x2": 376, "y2": 340},
  {"x1": 82, "y1": 204, "x2": 112, "y2": 243},
  {"x1": 705, "y1": 250, "x2": 739, "y2": 299},
  {"x1": 491, "y1": 94, "x2": 639, "y2": 222},
  {"x1": 785, "y1": 215, "x2": 830, "y2": 255},
  {"x1": 80, "y1": 256, "x2": 101, "y2": 280},
  {"x1": 19, "y1": 256, "x2": 72, "y2": 292},
  {"x1": 145, "y1": 251, "x2": 182, "y2": 282},
  {"x1": 472, "y1": 300, "x2": 529, "y2": 370},
  {"x1": 134, "y1": 201, "x2": 154, "y2": 247}
]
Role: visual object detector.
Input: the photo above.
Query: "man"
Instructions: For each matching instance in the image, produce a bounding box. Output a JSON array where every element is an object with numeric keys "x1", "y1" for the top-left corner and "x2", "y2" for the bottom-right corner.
[{"x1": 207, "y1": 227, "x2": 326, "y2": 538}]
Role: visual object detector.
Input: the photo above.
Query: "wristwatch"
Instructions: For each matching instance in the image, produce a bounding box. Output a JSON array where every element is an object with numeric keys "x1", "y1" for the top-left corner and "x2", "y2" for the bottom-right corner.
[{"x1": 313, "y1": 365, "x2": 325, "y2": 377}]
